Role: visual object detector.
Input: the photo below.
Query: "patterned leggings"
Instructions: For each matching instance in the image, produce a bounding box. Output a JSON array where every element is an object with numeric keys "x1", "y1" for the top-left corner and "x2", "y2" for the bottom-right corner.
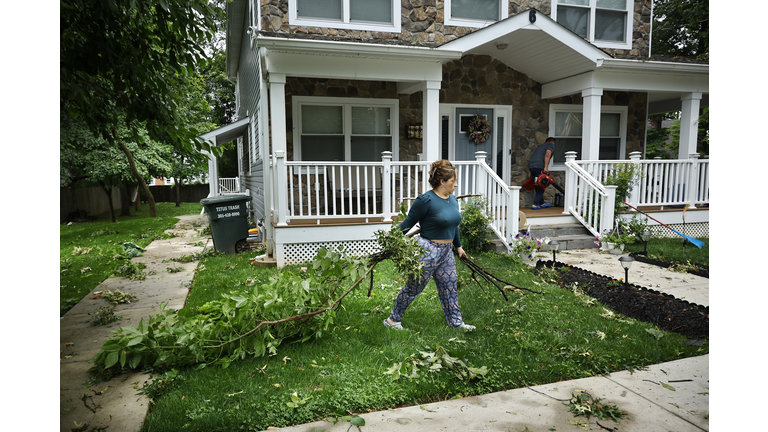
[{"x1": 388, "y1": 237, "x2": 463, "y2": 327}]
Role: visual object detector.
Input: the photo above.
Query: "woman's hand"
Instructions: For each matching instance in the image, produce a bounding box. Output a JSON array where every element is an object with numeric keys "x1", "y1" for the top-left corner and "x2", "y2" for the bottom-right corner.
[{"x1": 456, "y1": 246, "x2": 467, "y2": 260}]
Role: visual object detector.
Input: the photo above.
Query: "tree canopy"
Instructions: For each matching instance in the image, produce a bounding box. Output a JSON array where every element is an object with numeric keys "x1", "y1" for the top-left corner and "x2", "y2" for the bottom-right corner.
[{"x1": 653, "y1": 0, "x2": 709, "y2": 60}]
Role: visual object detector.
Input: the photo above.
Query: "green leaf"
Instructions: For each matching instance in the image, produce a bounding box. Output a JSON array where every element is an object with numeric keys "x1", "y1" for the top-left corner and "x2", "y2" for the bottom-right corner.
[
  {"x1": 661, "y1": 382, "x2": 676, "y2": 391},
  {"x1": 129, "y1": 353, "x2": 142, "y2": 369},
  {"x1": 105, "y1": 351, "x2": 119, "y2": 369},
  {"x1": 127, "y1": 336, "x2": 144, "y2": 347},
  {"x1": 350, "y1": 416, "x2": 366, "y2": 427}
]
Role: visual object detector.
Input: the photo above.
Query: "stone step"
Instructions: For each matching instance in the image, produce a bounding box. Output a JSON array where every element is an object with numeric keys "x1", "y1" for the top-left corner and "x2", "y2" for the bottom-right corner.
[
  {"x1": 526, "y1": 223, "x2": 593, "y2": 238},
  {"x1": 486, "y1": 223, "x2": 597, "y2": 253}
]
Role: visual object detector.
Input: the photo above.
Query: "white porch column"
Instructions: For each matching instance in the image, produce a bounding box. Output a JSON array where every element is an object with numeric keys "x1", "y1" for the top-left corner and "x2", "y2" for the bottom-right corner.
[
  {"x1": 205, "y1": 140, "x2": 219, "y2": 197},
  {"x1": 268, "y1": 73, "x2": 287, "y2": 154},
  {"x1": 422, "y1": 80, "x2": 441, "y2": 162},
  {"x1": 625, "y1": 151, "x2": 642, "y2": 210},
  {"x1": 381, "y1": 151, "x2": 393, "y2": 222},
  {"x1": 581, "y1": 88, "x2": 603, "y2": 160},
  {"x1": 678, "y1": 92, "x2": 702, "y2": 158},
  {"x1": 563, "y1": 151, "x2": 578, "y2": 214}
]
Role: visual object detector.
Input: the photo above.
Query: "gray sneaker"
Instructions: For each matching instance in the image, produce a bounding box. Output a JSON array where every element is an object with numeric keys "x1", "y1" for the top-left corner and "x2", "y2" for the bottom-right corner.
[
  {"x1": 457, "y1": 322, "x2": 475, "y2": 331},
  {"x1": 383, "y1": 319, "x2": 404, "y2": 330}
]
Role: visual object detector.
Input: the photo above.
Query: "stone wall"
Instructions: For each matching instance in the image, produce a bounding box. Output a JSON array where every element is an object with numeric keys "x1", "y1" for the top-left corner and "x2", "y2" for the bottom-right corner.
[{"x1": 260, "y1": 0, "x2": 652, "y2": 59}]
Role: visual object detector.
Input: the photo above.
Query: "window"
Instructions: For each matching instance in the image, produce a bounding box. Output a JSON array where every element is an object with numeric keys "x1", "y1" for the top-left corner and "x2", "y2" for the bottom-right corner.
[
  {"x1": 552, "y1": 0, "x2": 632, "y2": 50},
  {"x1": 290, "y1": 0, "x2": 400, "y2": 32},
  {"x1": 294, "y1": 97, "x2": 398, "y2": 162},
  {"x1": 444, "y1": 0, "x2": 508, "y2": 27},
  {"x1": 549, "y1": 104, "x2": 627, "y2": 163}
]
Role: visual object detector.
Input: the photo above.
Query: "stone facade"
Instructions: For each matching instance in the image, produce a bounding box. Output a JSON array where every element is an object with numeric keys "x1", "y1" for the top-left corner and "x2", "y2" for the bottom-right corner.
[{"x1": 259, "y1": 0, "x2": 652, "y2": 59}]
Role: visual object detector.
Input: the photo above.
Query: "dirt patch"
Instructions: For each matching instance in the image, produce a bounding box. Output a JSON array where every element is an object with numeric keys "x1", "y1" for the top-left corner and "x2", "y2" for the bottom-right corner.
[{"x1": 537, "y1": 261, "x2": 709, "y2": 340}]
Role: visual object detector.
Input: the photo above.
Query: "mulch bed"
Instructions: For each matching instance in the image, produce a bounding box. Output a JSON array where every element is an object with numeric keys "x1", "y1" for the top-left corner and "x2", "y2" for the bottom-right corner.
[
  {"x1": 628, "y1": 252, "x2": 709, "y2": 278},
  {"x1": 536, "y1": 260, "x2": 709, "y2": 341}
]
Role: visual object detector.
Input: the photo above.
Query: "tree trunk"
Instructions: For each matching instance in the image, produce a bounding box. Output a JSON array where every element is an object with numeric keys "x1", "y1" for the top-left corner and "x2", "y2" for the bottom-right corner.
[
  {"x1": 112, "y1": 126, "x2": 156, "y2": 217},
  {"x1": 175, "y1": 179, "x2": 182, "y2": 207},
  {"x1": 133, "y1": 184, "x2": 141, "y2": 212},
  {"x1": 99, "y1": 181, "x2": 116, "y2": 223},
  {"x1": 120, "y1": 179, "x2": 132, "y2": 217}
]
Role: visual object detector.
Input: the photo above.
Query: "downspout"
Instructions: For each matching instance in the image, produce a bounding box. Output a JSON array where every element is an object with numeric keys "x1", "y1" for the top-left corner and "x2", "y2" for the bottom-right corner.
[{"x1": 648, "y1": 0, "x2": 654, "y2": 58}]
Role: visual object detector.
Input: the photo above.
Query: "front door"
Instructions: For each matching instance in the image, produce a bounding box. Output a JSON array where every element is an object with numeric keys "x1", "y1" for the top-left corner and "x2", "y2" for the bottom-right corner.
[{"x1": 454, "y1": 107, "x2": 494, "y2": 196}]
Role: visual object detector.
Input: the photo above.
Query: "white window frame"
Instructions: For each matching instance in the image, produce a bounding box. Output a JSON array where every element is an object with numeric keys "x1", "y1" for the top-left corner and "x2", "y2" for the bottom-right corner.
[
  {"x1": 551, "y1": 0, "x2": 633, "y2": 50},
  {"x1": 293, "y1": 96, "x2": 399, "y2": 162},
  {"x1": 548, "y1": 104, "x2": 627, "y2": 168},
  {"x1": 444, "y1": 0, "x2": 508, "y2": 28},
  {"x1": 289, "y1": 0, "x2": 401, "y2": 33}
]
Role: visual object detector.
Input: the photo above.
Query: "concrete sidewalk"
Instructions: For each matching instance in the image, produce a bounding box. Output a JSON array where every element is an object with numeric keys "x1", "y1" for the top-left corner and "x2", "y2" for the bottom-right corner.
[{"x1": 59, "y1": 214, "x2": 211, "y2": 432}]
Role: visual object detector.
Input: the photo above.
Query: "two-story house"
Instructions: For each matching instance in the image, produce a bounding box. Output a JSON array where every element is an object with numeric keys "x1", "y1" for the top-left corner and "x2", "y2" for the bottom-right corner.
[{"x1": 200, "y1": 0, "x2": 709, "y2": 267}]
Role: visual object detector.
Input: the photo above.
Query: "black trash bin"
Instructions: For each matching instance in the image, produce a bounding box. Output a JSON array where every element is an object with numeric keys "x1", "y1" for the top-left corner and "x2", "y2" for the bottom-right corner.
[{"x1": 200, "y1": 195, "x2": 253, "y2": 254}]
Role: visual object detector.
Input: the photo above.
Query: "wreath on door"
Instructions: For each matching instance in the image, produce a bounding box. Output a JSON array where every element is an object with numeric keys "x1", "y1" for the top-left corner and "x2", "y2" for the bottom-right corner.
[{"x1": 467, "y1": 115, "x2": 492, "y2": 145}]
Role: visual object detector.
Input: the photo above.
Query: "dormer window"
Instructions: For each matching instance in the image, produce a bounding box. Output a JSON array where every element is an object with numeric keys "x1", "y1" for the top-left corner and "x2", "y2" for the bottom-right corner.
[
  {"x1": 552, "y1": 0, "x2": 632, "y2": 50},
  {"x1": 290, "y1": 0, "x2": 401, "y2": 32},
  {"x1": 444, "y1": 0, "x2": 508, "y2": 28}
]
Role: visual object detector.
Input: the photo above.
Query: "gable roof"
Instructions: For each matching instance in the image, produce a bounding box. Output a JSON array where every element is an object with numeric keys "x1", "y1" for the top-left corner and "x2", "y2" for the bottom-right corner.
[{"x1": 438, "y1": 9, "x2": 612, "y2": 85}]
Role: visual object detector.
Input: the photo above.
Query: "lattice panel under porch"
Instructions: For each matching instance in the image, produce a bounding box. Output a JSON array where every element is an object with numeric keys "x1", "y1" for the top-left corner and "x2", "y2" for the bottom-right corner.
[
  {"x1": 281, "y1": 240, "x2": 382, "y2": 266},
  {"x1": 647, "y1": 222, "x2": 708, "y2": 239}
]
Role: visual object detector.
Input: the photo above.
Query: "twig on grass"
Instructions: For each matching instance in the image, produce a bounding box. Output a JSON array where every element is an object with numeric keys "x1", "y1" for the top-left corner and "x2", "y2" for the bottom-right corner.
[{"x1": 459, "y1": 256, "x2": 545, "y2": 299}]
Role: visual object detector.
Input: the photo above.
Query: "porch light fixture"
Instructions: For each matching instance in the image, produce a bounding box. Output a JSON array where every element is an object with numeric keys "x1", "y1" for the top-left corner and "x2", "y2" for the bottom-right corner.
[
  {"x1": 549, "y1": 240, "x2": 559, "y2": 263},
  {"x1": 618, "y1": 256, "x2": 634, "y2": 287},
  {"x1": 495, "y1": 41, "x2": 509, "y2": 51},
  {"x1": 640, "y1": 231, "x2": 652, "y2": 255}
]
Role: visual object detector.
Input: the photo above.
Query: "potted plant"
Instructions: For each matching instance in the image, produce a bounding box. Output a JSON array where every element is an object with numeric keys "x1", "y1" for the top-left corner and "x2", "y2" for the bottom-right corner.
[
  {"x1": 595, "y1": 223, "x2": 636, "y2": 255},
  {"x1": 508, "y1": 230, "x2": 550, "y2": 262}
]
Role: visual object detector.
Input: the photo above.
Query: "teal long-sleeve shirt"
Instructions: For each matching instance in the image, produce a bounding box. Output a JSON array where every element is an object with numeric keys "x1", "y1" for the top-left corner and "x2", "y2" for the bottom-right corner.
[{"x1": 399, "y1": 190, "x2": 462, "y2": 248}]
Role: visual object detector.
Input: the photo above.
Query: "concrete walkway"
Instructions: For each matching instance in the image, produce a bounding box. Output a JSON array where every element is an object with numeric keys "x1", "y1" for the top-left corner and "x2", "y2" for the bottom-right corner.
[
  {"x1": 59, "y1": 219, "x2": 708, "y2": 432},
  {"x1": 59, "y1": 214, "x2": 211, "y2": 432}
]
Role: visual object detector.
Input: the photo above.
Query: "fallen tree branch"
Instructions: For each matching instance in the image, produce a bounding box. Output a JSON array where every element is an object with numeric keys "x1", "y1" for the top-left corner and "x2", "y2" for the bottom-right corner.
[{"x1": 459, "y1": 256, "x2": 545, "y2": 298}]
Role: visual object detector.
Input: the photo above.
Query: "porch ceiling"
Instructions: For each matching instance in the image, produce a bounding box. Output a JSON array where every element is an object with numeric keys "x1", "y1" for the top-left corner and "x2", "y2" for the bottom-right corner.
[
  {"x1": 199, "y1": 117, "x2": 249, "y2": 146},
  {"x1": 438, "y1": 10, "x2": 610, "y2": 85}
]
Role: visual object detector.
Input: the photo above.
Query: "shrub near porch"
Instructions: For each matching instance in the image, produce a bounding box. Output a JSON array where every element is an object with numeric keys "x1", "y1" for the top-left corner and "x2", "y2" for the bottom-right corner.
[{"x1": 140, "y1": 251, "x2": 707, "y2": 432}]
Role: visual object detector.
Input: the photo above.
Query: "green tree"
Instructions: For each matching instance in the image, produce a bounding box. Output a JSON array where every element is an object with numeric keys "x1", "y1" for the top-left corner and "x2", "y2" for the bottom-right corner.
[
  {"x1": 653, "y1": 0, "x2": 709, "y2": 60},
  {"x1": 61, "y1": 116, "x2": 173, "y2": 222},
  {"x1": 60, "y1": 0, "x2": 225, "y2": 217}
]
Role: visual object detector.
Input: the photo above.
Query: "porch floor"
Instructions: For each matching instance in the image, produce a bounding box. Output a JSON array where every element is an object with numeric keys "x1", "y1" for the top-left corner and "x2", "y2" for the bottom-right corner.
[{"x1": 524, "y1": 204, "x2": 710, "y2": 219}]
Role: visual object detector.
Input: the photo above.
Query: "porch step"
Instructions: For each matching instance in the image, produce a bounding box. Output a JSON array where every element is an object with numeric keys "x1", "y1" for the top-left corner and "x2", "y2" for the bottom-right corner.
[
  {"x1": 529, "y1": 223, "x2": 597, "y2": 252},
  {"x1": 486, "y1": 223, "x2": 598, "y2": 253}
]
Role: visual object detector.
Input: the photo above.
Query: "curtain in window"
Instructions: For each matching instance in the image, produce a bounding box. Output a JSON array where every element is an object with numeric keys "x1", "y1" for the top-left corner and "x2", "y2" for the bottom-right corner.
[
  {"x1": 297, "y1": 0, "x2": 341, "y2": 20},
  {"x1": 595, "y1": 9, "x2": 626, "y2": 42},
  {"x1": 451, "y1": 0, "x2": 499, "y2": 21},
  {"x1": 351, "y1": 106, "x2": 391, "y2": 161},
  {"x1": 350, "y1": 0, "x2": 392, "y2": 24},
  {"x1": 557, "y1": 5, "x2": 589, "y2": 38}
]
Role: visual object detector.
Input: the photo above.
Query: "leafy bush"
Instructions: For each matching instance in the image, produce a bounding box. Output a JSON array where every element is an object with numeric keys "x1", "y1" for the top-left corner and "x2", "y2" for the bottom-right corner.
[
  {"x1": 604, "y1": 163, "x2": 643, "y2": 223},
  {"x1": 459, "y1": 196, "x2": 492, "y2": 253}
]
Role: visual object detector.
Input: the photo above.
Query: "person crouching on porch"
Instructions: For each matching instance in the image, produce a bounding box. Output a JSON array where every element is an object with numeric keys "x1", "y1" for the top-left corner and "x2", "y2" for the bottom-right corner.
[
  {"x1": 528, "y1": 137, "x2": 556, "y2": 210},
  {"x1": 383, "y1": 159, "x2": 475, "y2": 331}
]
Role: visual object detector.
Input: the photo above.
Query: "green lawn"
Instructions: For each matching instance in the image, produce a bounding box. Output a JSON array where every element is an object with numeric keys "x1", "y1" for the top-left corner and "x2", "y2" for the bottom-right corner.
[
  {"x1": 624, "y1": 236, "x2": 709, "y2": 267},
  {"x1": 138, "y1": 250, "x2": 708, "y2": 432},
  {"x1": 59, "y1": 202, "x2": 203, "y2": 316}
]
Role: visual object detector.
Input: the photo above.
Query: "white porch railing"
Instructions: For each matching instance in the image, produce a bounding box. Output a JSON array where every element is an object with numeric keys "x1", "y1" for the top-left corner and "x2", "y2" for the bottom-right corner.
[
  {"x1": 270, "y1": 151, "x2": 519, "y2": 245},
  {"x1": 563, "y1": 152, "x2": 617, "y2": 237},
  {"x1": 218, "y1": 177, "x2": 241, "y2": 194},
  {"x1": 574, "y1": 152, "x2": 710, "y2": 210}
]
